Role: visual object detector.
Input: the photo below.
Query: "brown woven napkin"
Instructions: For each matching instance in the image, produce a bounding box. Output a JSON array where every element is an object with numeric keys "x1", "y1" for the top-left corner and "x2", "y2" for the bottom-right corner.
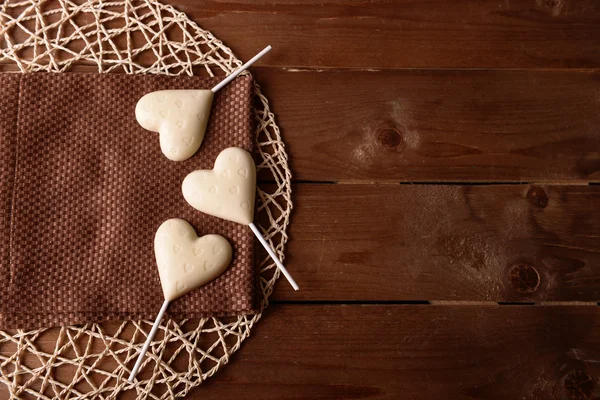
[{"x1": 0, "y1": 72, "x2": 256, "y2": 329}]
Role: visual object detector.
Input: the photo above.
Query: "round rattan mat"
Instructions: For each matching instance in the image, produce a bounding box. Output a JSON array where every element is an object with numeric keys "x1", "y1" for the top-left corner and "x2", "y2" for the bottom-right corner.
[{"x1": 0, "y1": 1, "x2": 292, "y2": 398}]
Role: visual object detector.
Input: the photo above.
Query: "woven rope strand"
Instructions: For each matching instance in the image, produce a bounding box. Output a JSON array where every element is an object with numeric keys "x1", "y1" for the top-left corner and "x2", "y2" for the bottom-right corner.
[{"x1": 0, "y1": 0, "x2": 291, "y2": 398}]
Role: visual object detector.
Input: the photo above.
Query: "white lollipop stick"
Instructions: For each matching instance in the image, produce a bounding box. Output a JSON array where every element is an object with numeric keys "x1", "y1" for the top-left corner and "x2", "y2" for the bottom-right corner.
[
  {"x1": 128, "y1": 219, "x2": 234, "y2": 383},
  {"x1": 211, "y1": 46, "x2": 272, "y2": 93},
  {"x1": 135, "y1": 46, "x2": 271, "y2": 162},
  {"x1": 128, "y1": 299, "x2": 169, "y2": 382},
  {"x1": 249, "y1": 222, "x2": 299, "y2": 291},
  {"x1": 182, "y1": 148, "x2": 300, "y2": 291}
]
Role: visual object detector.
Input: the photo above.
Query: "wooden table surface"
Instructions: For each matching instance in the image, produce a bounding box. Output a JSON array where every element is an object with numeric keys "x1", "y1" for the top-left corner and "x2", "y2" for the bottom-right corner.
[
  {"x1": 3, "y1": 1, "x2": 600, "y2": 399},
  {"x1": 186, "y1": 1, "x2": 600, "y2": 398}
]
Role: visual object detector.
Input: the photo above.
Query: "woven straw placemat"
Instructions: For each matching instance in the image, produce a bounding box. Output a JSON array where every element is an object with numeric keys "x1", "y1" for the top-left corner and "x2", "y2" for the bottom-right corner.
[{"x1": 0, "y1": 1, "x2": 292, "y2": 398}]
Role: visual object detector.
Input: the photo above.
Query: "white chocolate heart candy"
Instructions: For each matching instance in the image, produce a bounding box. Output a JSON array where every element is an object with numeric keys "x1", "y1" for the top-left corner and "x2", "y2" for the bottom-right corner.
[
  {"x1": 135, "y1": 90, "x2": 214, "y2": 161},
  {"x1": 182, "y1": 147, "x2": 256, "y2": 225},
  {"x1": 154, "y1": 218, "x2": 232, "y2": 301}
]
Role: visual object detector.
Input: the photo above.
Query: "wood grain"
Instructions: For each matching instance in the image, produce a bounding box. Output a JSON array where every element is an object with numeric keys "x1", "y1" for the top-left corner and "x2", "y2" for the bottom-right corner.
[
  {"x1": 1, "y1": 65, "x2": 597, "y2": 183},
  {"x1": 166, "y1": 0, "x2": 600, "y2": 69},
  {"x1": 4, "y1": 305, "x2": 599, "y2": 399},
  {"x1": 3, "y1": 0, "x2": 600, "y2": 69},
  {"x1": 252, "y1": 68, "x2": 600, "y2": 182},
  {"x1": 267, "y1": 184, "x2": 600, "y2": 302},
  {"x1": 1, "y1": 64, "x2": 598, "y2": 183},
  {"x1": 182, "y1": 304, "x2": 600, "y2": 400},
  {"x1": 1, "y1": 1, "x2": 600, "y2": 398}
]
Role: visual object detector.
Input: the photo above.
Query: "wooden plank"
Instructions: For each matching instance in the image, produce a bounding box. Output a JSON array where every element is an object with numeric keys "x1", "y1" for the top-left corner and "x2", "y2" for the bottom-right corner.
[
  {"x1": 181, "y1": 304, "x2": 600, "y2": 400},
  {"x1": 3, "y1": 0, "x2": 600, "y2": 69},
  {"x1": 251, "y1": 68, "x2": 600, "y2": 182},
  {"x1": 0, "y1": 66, "x2": 597, "y2": 183},
  {"x1": 177, "y1": 0, "x2": 600, "y2": 69},
  {"x1": 3, "y1": 304, "x2": 600, "y2": 399},
  {"x1": 1, "y1": 66, "x2": 598, "y2": 183},
  {"x1": 268, "y1": 184, "x2": 600, "y2": 302}
]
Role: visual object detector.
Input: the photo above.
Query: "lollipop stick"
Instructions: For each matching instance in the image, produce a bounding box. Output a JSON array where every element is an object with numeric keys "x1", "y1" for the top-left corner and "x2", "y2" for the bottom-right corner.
[
  {"x1": 211, "y1": 46, "x2": 272, "y2": 93},
  {"x1": 249, "y1": 222, "x2": 299, "y2": 291},
  {"x1": 128, "y1": 299, "x2": 170, "y2": 382}
]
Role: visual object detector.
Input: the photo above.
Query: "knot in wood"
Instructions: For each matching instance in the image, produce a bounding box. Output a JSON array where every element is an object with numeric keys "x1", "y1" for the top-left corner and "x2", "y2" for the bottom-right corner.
[
  {"x1": 376, "y1": 128, "x2": 403, "y2": 150},
  {"x1": 564, "y1": 370, "x2": 594, "y2": 400},
  {"x1": 508, "y1": 264, "x2": 540, "y2": 294},
  {"x1": 536, "y1": 0, "x2": 565, "y2": 17},
  {"x1": 527, "y1": 187, "x2": 548, "y2": 209}
]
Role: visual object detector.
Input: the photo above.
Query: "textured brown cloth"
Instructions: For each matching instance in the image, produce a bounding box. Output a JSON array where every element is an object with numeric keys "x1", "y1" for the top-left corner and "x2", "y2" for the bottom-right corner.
[{"x1": 0, "y1": 73, "x2": 256, "y2": 329}]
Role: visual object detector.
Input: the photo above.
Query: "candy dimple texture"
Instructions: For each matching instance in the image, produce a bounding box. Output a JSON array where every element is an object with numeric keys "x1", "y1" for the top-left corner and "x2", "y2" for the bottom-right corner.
[
  {"x1": 182, "y1": 147, "x2": 256, "y2": 225},
  {"x1": 154, "y1": 219, "x2": 232, "y2": 302},
  {"x1": 135, "y1": 90, "x2": 214, "y2": 161}
]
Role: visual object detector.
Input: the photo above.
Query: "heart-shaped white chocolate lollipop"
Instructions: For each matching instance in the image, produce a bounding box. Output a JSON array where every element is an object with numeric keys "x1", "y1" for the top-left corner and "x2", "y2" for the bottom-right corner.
[
  {"x1": 154, "y1": 218, "x2": 232, "y2": 301},
  {"x1": 182, "y1": 147, "x2": 256, "y2": 225},
  {"x1": 128, "y1": 218, "x2": 232, "y2": 382},
  {"x1": 135, "y1": 90, "x2": 214, "y2": 161},
  {"x1": 182, "y1": 147, "x2": 299, "y2": 291},
  {"x1": 134, "y1": 46, "x2": 273, "y2": 164},
  {"x1": 129, "y1": 48, "x2": 276, "y2": 384}
]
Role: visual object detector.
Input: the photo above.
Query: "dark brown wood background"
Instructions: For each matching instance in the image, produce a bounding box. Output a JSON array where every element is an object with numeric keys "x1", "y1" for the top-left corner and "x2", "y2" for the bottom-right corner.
[
  {"x1": 182, "y1": 1, "x2": 600, "y2": 398},
  {"x1": 3, "y1": 0, "x2": 600, "y2": 399}
]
